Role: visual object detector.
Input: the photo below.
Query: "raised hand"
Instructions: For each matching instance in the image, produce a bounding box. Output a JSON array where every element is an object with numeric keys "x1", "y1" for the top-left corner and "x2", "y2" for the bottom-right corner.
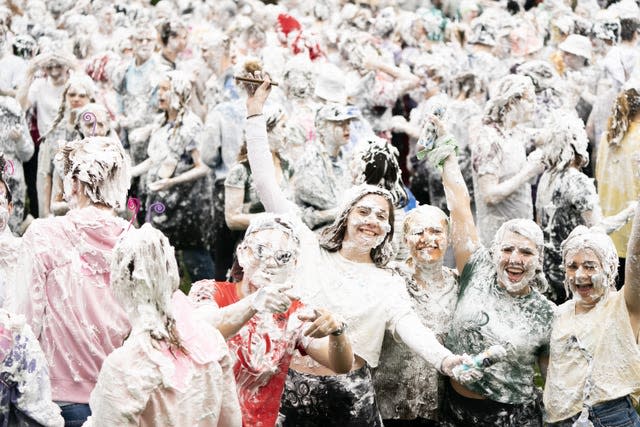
[
  {"x1": 245, "y1": 71, "x2": 273, "y2": 116},
  {"x1": 250, "y1": 283, "x2": 293, "y2": 313}
]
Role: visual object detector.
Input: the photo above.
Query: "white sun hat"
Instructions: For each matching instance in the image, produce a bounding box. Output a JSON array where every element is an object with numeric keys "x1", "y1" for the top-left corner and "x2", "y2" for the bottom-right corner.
[{"x1": 558, "y1": 34, "x2": 592, "y2": 59}]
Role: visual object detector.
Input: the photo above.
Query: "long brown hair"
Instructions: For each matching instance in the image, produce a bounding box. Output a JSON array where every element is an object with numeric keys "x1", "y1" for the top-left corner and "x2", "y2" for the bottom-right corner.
[
  {"x1": 320, "y1": 185, "x2": 395, "y2": 267},
  {"x1": 606, "y1": 88, "x2": 640, "y2": 146}
]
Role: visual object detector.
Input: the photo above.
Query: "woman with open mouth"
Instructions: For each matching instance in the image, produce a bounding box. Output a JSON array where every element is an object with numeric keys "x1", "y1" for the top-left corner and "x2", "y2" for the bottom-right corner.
[
  {"x1": 427, "y1": 113, "x2": 555, "y2": 426},
  {"x1": 543, "y1": 202, "x2": 640, "y2": 427},
  {"x1": 242, "y1": 74, "x2": 476, "y2": 427}
]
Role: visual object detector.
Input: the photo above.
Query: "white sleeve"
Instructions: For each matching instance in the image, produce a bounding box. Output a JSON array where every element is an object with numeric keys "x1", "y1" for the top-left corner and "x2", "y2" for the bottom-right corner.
[
  {"x1": 85, "y1": 349, "x2": 159, "y2": 426},
  {"x1": 395, "y1": 312, "x2": 454, "y2": 372},
  {"x1": 245, "y1": 115, "x2": 298, "y2": 214}
]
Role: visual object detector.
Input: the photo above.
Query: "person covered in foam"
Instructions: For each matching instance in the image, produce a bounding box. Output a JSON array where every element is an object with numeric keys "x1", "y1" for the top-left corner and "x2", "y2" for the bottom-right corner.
[
  {"x1": 189, "y1": 214, "x2": 353, "y2": 426},
  {"x1": 536, "y1": 111, "x2": 636, "y2": 303},
  {"x1": 373, "y1": 205, "x2": 461, "y2": 425},
  {"x1": 11, "y1": 136, "x2": 131, "y2": 426},
  {"x1": 543, "y1": 214, "x2": 640, "y2": 426},
  {"x1": 241, "y1": 74, "x2": 477, "y2": 426},
  {"x1": 85, "y1": 224, "x2": 242, "y2": 426},
  {"x1": 430, "y1": 114, "x2": 555, "y2": 426}
]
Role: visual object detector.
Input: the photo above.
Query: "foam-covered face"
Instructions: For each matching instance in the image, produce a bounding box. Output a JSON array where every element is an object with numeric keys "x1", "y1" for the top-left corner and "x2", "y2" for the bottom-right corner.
[
  {"x1": 80, "y1": 109, "x2": 109, "y2": 137},
  {"x1": 493, "y1": 231, "x2": 539, "y2": 294},
  {"x1": 167, "y1": 29, "x2": 187, "y2": 54},
  {"x1": 238, "y1": 229, "x2": 298, "y2": 290},
  {"x1": 373, "y1": 9, "x2": 396, "y2": 37},
  {"x1": 563, "y1": 51, "x2": 585, "y2": 70},
  {"x1": 405, "y1": 215, "x2": 449, "y2": 264},
  {"x1": 508, "y1": 92, "x2": 535, "y2": 125},
  {"x1": 66, "y1": 85, "x2": 90, "y2": 110},
  {"x1": 134, "y1": 33, "x2": 156, "y2": 62},
  {"x1": 343, "y1": 194, "x2": 391, "y2": 250},
  {"x1": 45, "y1": 62, "x2": 67, "y2": 82},
  {"x1": 157, "y1": 79, "x2": 173, "y2": 112},
  {"x1": 320, "y1": 120, "x2": 351, "y2": 150},
  {"x1": 285, "y1": 69, "x2": 314, "y2": 99},
  {"x1": 565, "y1": 248, "x2": 607, "y2": 305}
]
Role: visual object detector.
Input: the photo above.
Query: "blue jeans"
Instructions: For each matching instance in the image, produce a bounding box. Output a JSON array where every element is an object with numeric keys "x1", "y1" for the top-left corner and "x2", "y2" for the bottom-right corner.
[
  {"x1": 59, "y1": 403, "x2": 91, "y2": 427},
  {"x1": 182, "y1": 248, "x2": 215, "y2": 282},
  {"x1": 549, "y1": 396, "x2": 640, "y2": 427}
]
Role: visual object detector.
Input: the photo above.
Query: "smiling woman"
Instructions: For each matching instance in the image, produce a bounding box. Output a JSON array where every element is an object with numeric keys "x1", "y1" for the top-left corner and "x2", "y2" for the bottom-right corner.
[
  {"x1": 241, "y1": 75, "x2": 475, "y2": 426},
  {"x1": 436, "y1": 123, "x2": 554, "y2": 426},
  {"x1": 543, "y1": 217, "x2": 640, "y2": 426}
]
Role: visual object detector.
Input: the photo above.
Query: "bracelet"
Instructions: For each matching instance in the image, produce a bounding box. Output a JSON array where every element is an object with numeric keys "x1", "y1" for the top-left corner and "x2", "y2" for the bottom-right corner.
[
  {"x1": 331, "y1": 322, "x2": 347, "y2": 337},
  {"x1": 246, "y1": 113, "x2": 263, "y2": 120}
]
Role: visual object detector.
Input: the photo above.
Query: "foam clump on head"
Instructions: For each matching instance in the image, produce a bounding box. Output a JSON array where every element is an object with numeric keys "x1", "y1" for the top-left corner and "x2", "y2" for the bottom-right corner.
[
  {"x1": 244, "y1": 213, "x2": 301, "y2": 253},
  {"x1": 484, "y1": 74, "x2": 535, "y2": 124},
  {"x1": 350, "y1": 139, "x2": 408, "y2": 208},
  {"x1": 541, "y1": 110, "x2": 589, "y2": 170},
  {"x1": 110, "y1": 223, "x2": 180, "y2": 341},
  {"x1": 55, "y1": 136, "x2": 131, "y2": 210}
]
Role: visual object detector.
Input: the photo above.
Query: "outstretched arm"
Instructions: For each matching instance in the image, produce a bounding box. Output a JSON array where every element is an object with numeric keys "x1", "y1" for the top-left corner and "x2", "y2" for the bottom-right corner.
[
  {"x1": 442, "y1": 153, "x2": 480, "y2": 273},
  {"x1": 583, "y1": 202, "x2": 637, "y2": 234},
  {"x1": 624, "y1": 199, "x2": 640, "y2": 314},
  {"x1": 301, "y1": 308, "x2": 354, "y2": 374},
  {"x1": 245, "y1": 76, "x2": 297, "y2": 214},
  {"x1": 190, "y1": 281, "x2": 294, "y2": 339}
]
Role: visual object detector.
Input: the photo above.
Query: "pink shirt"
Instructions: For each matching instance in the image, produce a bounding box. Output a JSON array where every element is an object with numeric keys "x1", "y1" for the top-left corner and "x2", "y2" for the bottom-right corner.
[
  {"x1": 85, "y1": 292, "x2": 242, "y2": 426},
  {"x1": 14, "y1": 206, "x2": 130, "y2": 403}
]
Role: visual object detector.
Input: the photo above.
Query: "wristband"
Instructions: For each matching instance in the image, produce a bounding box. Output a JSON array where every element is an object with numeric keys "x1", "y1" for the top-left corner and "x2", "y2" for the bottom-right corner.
[{"x1": 246, "y1": 113, "x2": 263, "y2": 120}]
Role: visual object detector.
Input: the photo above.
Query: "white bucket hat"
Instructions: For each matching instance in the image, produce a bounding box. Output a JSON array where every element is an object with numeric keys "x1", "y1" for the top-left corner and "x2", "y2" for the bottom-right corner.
[{"x1": 558, "y1": 34, "x2": 592, "y2": 59}]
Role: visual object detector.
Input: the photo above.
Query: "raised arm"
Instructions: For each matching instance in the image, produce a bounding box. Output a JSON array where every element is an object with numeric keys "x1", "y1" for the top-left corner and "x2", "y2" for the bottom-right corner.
[
  {"x1": 624, "y1": 199, "x2": 640, "y2": 314},
  {"x1": 442, "y1": 153, "x2": 480, "y2": 273},
  {"x1": 245, "y1": 77, "x2": 297, "y2": 214}
]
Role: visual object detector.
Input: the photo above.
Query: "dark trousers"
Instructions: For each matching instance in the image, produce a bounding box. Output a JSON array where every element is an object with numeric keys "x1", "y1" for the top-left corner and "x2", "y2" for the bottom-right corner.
[{"x1": 59, "y1": 403, "x2": 91, "y2": 427}]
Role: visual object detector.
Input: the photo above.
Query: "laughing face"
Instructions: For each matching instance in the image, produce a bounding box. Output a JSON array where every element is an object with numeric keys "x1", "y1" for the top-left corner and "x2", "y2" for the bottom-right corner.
[
  {"x1": 405, "y1": 214, "x2": 449, "y2": 264},
  {"x1": 564, "y1": 248, "x2": 606, "y2": 306},
  {"x1": 343, "y1": 194, "x2": 391, "y2": 250},
  {"x1": 494, "y1": 231, "x2": 539, "y2": 295}
]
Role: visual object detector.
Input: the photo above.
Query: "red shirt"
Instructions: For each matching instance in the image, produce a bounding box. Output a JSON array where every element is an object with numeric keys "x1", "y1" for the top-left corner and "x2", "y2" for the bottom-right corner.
[{"x1": 190, "y1": 281, "x2": 308, "y2": 427}]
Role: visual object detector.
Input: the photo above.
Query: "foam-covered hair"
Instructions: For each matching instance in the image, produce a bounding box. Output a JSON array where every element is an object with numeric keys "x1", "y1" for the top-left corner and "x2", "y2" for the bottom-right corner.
[
  {"x1": 351, "y1": 139, "x2": 408, "y2": 209},
  {"x1": 111, "y1": 224, "x2": 180, "y2": 342},
  {"x1": 541, "y1": 110, "x2": 589, "y2": 171},
  {"x1": 56, "y1": 136, "x2": 130, "y2": 209},
  {"x1": 484, "y1": 74, "x2": 535, "y2": 125},
  {"x1": 561, "y1": 225, "x2": 619, "y2": 292},
  {"x1": 320, "y1": 184, "x2": 395, "y2": 267}
]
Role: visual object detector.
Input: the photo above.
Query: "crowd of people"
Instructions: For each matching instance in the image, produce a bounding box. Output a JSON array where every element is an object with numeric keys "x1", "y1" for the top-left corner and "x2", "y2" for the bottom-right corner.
[{"x1": 0, "y1": 0, "x2": 639, "y2": 426}]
